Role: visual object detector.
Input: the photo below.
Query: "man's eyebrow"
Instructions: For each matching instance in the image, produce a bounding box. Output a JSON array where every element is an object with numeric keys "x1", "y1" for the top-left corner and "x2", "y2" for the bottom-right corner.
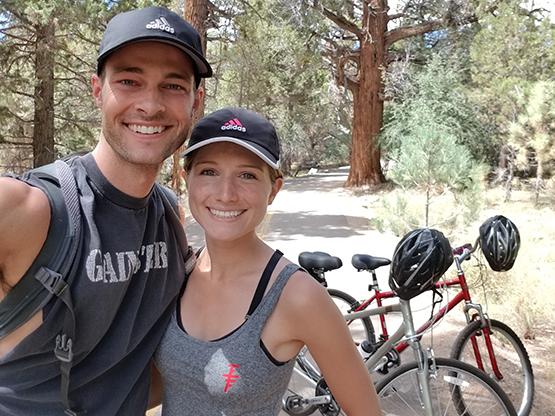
[
  {"x1": 111, "y1": 66, "x2": 193, "y2": 82},
  {"x1": 112, "y1": 66, "x2": 143, "y2": 75},
  {"x1": 166, "y1": 72, "x2": 194, "y2": 82}
]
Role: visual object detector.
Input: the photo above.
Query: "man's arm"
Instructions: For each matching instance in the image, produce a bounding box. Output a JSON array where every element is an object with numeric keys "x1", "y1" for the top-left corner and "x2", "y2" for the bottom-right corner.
[{"x1": 0, "y1": 177, "x2": 50, "y2": 355}]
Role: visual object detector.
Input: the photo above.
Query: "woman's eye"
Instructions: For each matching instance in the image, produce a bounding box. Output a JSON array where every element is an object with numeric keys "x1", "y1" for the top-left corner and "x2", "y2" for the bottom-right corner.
[
  {"x1": 241, "y1": 172, "x2": 256, "y2": 180},
  {"x1": 200, "y1": 169, "x2": 216, "y2": 176}
]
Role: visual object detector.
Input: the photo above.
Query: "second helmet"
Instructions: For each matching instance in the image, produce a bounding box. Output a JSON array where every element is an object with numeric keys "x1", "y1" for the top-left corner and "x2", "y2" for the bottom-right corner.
[{"x1": 479, "y1": 215, "x2": 520, "y2": 272}]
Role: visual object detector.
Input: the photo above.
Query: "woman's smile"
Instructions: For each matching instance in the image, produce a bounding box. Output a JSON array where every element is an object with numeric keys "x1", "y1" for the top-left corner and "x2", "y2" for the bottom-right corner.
[{"x1": 209, "y1": 208, "x2": 245, "y2": 218}]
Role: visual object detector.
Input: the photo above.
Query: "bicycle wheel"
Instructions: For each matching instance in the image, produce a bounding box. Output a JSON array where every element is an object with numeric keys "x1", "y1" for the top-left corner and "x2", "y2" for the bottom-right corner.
[
  {"x1": 375, "y1": 357, "x2": 517, "y2": 416},
  {"x1": 327, "y1": 288, "x2": 375, "y2": 345},
  {"x1": 450, "y1": 319, "x2": 534, "y2": 416}
]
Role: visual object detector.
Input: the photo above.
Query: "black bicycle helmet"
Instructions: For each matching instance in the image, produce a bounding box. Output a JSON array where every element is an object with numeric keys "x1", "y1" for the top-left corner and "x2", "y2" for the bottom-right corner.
[
  {"x1": 479, "y1": 215, "x2": 520, "y2": 272},
  {"x1": 389, "y1": 228, "x2": 454, "y2": 300}
]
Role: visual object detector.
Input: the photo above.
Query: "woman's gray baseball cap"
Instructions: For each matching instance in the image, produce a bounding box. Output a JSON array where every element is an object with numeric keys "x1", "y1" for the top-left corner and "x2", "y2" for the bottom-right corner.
[
  {"x1": 97, "y1": 6, "x2": 212, "y2": 78},
  {"x1": 181, "y1": 107, "x2": 280, "y2": 169}
]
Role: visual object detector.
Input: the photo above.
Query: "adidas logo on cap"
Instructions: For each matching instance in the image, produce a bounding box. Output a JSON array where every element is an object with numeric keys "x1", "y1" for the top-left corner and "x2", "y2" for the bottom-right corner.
[
  {"x1": 221, "y1": 118, "x2": 247, "y2": 133},
  {"x1": 146, "y1": 17, "x2": 175, "y2": 34}
]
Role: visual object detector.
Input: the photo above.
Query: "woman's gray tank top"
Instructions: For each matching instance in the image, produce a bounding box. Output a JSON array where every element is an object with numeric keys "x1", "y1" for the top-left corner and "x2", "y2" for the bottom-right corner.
[{"x1": 154, "y1": 263, "x2": 300, "y2": 416}]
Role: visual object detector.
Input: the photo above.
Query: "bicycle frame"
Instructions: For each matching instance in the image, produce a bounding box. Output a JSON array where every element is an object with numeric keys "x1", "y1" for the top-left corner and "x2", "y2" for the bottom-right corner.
[
  {"x1": 288, "y1": 300, "x2": 438, "y2": 415},
  {"x1": 347, "y1": 239, "x2": 503, "y2": 379}
]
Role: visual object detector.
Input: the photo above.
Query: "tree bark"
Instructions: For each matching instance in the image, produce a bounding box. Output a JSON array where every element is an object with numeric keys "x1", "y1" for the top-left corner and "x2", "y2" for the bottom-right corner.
[
  {"x1": 33, "y1": 21, "x2": 56, "y2": 168},
  {"x1": 314, "y1": 0, "x2": 463, "y2": 187},
  {"x1": 172, "y1": 0, "x2": 210, "y2": 192},
  {"x1": 345, "y1": 0, "x2": 387, "y2": 186}
]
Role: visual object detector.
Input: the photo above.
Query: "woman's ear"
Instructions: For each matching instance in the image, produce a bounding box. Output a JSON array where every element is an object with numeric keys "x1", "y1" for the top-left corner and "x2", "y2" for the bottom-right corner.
[
  {"x1": 268, "y1": 177, "x2": 284, "y2": 205},
  {"x1": 182, "y1": 170, "x2": 189, "y2": 190}
]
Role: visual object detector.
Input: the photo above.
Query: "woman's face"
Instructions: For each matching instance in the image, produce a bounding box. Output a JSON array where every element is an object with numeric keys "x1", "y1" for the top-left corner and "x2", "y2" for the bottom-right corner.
[{"x1": 185, "y1": 142, "x2": 283, "y2": 244}]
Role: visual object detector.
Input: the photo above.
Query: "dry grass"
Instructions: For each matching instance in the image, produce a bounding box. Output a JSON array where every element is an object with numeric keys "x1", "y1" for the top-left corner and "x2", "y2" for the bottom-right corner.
[
  {"x1": 424, "y1": 185, "x2": 555, "y2": 416},
  {"x1": 454, "y1": 187, "x2": 555, "y2": 338},
  {"x1": 362, "y1": 182, "x2": 555, "y2": 416}
]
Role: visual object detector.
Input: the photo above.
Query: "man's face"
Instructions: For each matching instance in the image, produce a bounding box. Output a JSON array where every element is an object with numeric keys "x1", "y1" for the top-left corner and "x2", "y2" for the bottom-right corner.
[{"x1": 92, "y1": 41, "x2": 202, "y2": 169}]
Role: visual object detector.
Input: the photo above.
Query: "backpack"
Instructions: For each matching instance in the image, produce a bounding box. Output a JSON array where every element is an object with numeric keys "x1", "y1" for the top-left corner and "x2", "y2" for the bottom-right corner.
[{"x1": 0, "y1": 159, "x2": 185, "y2": 415}]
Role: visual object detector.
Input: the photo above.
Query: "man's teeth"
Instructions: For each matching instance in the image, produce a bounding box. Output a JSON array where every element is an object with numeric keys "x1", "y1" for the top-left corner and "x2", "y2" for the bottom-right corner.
[
  {"x1": 210, "y1": 209, "x2": 243, "y2": 218},
  {"x1": 128, "y1": 124, "x2": 166, "y2": 134}
]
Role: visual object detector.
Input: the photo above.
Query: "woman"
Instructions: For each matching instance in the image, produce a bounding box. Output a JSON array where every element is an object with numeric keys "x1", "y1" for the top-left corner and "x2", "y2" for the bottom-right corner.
[{"x1": 154, "y1": 107, "x2": 381, "y2": 415}]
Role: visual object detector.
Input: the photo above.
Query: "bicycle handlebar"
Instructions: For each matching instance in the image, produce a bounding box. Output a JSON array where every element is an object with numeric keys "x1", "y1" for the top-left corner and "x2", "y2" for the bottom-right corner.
[{"x1": 453, "y1": 237, "x2": 481, "y2": 262}]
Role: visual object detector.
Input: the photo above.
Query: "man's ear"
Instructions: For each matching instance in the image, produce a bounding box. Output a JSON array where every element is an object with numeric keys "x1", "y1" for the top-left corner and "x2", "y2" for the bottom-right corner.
[
  {"x1": 191, "y1": 87, "x2": 204, "y2": 115},
  {"x1": 91, "y1": 74, "x2": 103, "y2": 110}
]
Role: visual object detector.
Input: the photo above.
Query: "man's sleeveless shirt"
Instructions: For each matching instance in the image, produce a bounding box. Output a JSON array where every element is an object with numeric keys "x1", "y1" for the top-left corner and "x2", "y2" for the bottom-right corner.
[
  {"x1": 154, "y1": 263, "x2": 300, "y2": 416},
  {"x1": 0, "y1": 154, "x2": 187, "y2": 415}
]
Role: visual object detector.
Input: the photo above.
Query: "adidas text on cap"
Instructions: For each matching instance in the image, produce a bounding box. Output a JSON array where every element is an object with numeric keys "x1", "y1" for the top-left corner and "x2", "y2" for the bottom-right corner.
[
  {"x1": 97, "y1": 6, "x2": 212, "y2": 78},
  {"x1": 181, "y1": 107, "x2": 280, "y2": 169}
]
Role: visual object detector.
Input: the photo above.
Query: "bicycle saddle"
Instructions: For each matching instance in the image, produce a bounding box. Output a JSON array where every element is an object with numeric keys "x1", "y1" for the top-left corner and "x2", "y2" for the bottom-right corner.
[
  {"x1": 351, "y1": 254, "x2": 391, "y2": 271},
  {"x1": 298, "y1": 252, "x2": 343, "y2": 272}
]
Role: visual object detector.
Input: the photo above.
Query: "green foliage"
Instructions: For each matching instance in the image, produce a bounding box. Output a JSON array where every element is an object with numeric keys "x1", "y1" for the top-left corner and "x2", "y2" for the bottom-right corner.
[
  {"x1": 373, "y1": 125, "x2": 485, "y2": 235},
  {"x1": 205, "y1": 0, "x2": 350, "y2": 173},
  {"x1": 509, "y1": 80, "x2": 555, "y2": 201},
  {"x1": 381, "y1": 54, "x2": 496, "y2": 165},
  {"x1": 0, "y1": 0, "x2": 166, "y2": 173},
  {"x1": 375, "y1": 54, "x2": 486, "y2": 235},
  {"x1": 469, "y1": 0, "x2": 555, "y2": 142}
]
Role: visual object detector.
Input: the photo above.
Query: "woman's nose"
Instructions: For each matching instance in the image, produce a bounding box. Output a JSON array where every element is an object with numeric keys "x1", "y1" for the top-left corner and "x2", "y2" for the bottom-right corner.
[{"x1": 217, "y1": 177, "x2": 239, "y2": 202}]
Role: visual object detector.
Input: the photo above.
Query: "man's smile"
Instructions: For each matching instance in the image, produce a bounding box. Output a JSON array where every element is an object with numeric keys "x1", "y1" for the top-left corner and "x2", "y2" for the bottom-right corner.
[{"x1": 127, "y1": 124, "x2": 167, "y2": 135}]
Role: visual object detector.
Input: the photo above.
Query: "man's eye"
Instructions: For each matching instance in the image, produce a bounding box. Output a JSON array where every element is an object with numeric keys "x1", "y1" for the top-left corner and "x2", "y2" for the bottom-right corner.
[
  {"x1": 121, "y1": 79, "x2": 135, "y2": 86},
  {"x1": 168, "y1": 84, "x2": 183, "y2": 90}
]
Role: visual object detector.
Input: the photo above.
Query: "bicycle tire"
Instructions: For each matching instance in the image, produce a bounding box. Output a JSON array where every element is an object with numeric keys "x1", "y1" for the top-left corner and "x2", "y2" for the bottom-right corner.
[
  {"x1": 375, "y1": 357, "x2": 517, "y2": 416},
  {"x1": 450, "y1": 319, "x2": 534, "y2": 416},
  {"x1": 327, "y1": 288, "x2": 375, "y2": 345}
]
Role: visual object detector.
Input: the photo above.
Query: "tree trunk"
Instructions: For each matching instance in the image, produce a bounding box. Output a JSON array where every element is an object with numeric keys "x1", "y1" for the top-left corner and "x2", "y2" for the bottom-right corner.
[
  {"x1": 344, "y1": 0, "x2": 386, "y2": 187},
  {"x1": 535, "y1": 159, "x2": 542, "y2": 205},
  {"x1": 33, "y1": 21, "x2": 56, "y2": 168},
  {"x1": 172, "y1": 0, "x2": 209, "y2": 192}
]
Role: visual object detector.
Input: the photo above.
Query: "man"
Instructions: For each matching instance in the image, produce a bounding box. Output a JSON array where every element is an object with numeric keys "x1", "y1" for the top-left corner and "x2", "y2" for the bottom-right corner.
[{"x1": 0, "y1": 6, "x2": 212, "y2": 415}]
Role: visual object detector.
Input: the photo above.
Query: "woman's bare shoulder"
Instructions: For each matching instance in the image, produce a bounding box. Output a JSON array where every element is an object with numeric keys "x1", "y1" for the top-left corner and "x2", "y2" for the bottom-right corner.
[{"x1": 278, "y1": 263, "x2": 334, "y2": 315}]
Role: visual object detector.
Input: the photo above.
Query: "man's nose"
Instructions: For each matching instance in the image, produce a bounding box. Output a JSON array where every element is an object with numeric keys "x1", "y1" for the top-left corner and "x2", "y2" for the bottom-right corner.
[{"x1": 136, "y1": 87, "x2": 165, "y2": 116}]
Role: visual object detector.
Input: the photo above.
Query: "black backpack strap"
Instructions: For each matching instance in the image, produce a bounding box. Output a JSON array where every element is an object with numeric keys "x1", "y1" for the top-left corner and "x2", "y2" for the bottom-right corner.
[
  {"x1": 155, "y1": 183, "x2": 195, "y2": 276},
  {"x1": 157, "y1": 184, "x2": 179, "y2": 216},
  {"x1": 53, "y1": 160, "x2": 84, "y2": 416}
]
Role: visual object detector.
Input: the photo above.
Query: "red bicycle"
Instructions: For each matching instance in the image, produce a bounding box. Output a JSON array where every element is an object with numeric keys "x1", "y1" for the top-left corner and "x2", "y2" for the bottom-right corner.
[{"x1": 298, "y1": 238, "x2": 534, "y2": 416}]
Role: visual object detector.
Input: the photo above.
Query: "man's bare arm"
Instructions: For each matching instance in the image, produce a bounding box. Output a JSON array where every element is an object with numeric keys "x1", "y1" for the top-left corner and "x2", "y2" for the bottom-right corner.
[{"x1": 0, "y1": 177, "x2": 50, "y2": 356}]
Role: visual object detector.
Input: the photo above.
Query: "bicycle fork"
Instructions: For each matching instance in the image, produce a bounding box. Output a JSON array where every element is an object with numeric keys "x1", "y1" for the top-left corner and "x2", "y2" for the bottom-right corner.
[{"x1": 463, "y1": 302, "x2": 504, "y2": 380}]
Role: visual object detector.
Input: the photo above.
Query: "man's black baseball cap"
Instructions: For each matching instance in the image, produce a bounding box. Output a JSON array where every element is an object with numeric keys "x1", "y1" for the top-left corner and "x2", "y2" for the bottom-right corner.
[
  {"x1": 181, "y1": 107, "x2": 281, "y2": 169},
  {"x1": 97, "y1": 6, "x2": 212, "y2": 78}
]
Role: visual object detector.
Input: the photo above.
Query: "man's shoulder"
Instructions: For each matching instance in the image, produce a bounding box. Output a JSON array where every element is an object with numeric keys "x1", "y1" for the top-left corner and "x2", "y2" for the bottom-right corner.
[
  {"x1": 0, "y1": 175, "x2": 51, "y2": 290},
  {"x1": 0, "y1": 175, "x2": 50, "y2": 218}
]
